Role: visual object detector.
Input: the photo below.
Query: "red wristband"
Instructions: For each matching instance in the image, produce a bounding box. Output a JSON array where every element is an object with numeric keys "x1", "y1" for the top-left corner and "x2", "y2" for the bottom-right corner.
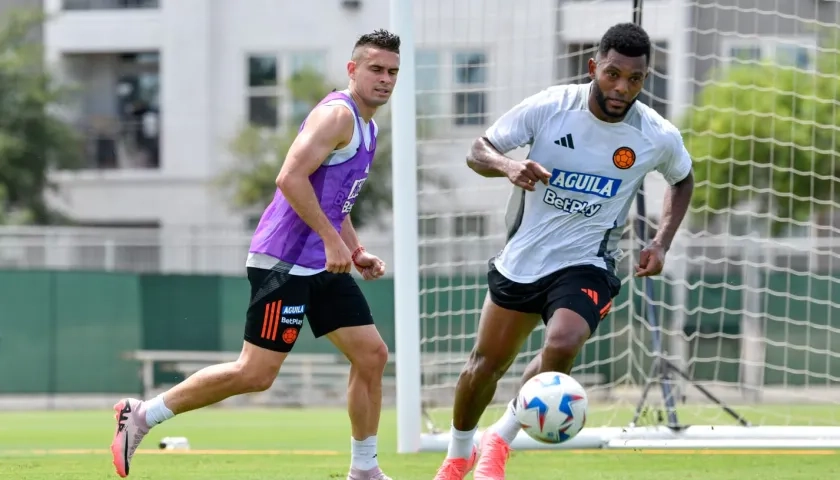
[{"x1": 351, "y1": 246, "x2": 366, "y2": 266}]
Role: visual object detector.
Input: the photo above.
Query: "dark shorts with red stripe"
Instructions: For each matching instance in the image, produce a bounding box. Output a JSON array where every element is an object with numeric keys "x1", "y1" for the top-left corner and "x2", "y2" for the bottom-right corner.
[
  {"x1": 486, "y1": 261, "x2": 621, "y2": 335},
  {"x1": 243, "y1": 265, "x2": 374, "y2": 353}
]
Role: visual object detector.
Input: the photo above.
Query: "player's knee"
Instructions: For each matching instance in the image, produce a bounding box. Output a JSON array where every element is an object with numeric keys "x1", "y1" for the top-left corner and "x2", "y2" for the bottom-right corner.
[
  {"x1": 241, "y1": 369, "x2": 276, "y2": 392},
  {"x1": 248, "y1": 373, "x2": 276, "y2": 392},
  {"x1": 464, "y1": 348, "x2": 509, "y2": 383},
  {"x1": 350, "y1": 339, "x2": 389, "y2": 375},
  {"x1": 543, "y1": 314, "x2": 590, "y2": 360},
  {"x1": 234, "y1": 361, "x2": 278, "y2": 393},
  {"x1": 369, "y1": 340, "x2": 390, "y2": 369},
  {"x1": 236, "y1": 342, "x2": 286, "y2": 392},
  {"x1": 543, "y1": 333, "x2": 584, "y2": 361}
]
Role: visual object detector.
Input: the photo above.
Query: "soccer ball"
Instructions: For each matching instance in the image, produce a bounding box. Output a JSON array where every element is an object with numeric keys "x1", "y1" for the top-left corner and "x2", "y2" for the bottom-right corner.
[{"x1": 514, "y1": 371, "x2": 588, "y2": 444}]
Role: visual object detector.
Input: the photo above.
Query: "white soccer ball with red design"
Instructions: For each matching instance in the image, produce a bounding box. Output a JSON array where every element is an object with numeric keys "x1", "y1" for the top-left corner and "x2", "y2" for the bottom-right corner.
[{"x1": 515, "y1": 371, "x2": 588, "y2": 444}]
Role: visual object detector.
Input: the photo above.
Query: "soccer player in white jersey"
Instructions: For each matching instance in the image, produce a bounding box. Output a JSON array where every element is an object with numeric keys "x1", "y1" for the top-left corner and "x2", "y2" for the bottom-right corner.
[{"x1": 434, "y1": 23, "x2": 694, "y2": 480}]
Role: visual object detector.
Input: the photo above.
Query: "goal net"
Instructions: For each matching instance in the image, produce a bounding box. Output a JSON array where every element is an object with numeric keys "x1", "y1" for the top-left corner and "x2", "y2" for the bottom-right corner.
[{"x1": 392, "y1": 0, "x2": 840, "y2": 451}]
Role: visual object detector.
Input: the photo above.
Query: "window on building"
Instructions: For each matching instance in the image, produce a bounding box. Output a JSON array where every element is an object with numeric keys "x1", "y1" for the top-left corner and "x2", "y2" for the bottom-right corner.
[
  {"x1": 247, "y1": 55, "x2": 280, "y2": 128},
  {"x1": 418, "y1": 216, "x2": 440, "y2": 237},
  {"x1": 246, "y1": 52, "x2": 326, "y2": 129},
  {"x1": 774, "y1": 40, "x2": 813, "y2": 69},
  {"x1": 412, "y1": 49, "x2": 491, "y2": 129},
  {"x1": 558, "y1": 42, "x2": 597, "y2": 84},
  {"x1": 415, "y1": 50, "x2": 442, "y2": 135},
  {"x1": 729, "y1": 45, "x2": 762, "y2": 63},
  {"x1": 114, "y1": 52, "x2": 161, "y2": 168},
  {"x1": 453, "y1": 214, "x2": 487, "y2": 237},
  {"x1": 722, "y1": 36, "x2": 816, "y2": 70},
  {"x1": 453, "y1": 52, "x2": 489, "y2": 126},
  {"x1": 248, "y1": 55, "x2": 278, "y2": 87}
]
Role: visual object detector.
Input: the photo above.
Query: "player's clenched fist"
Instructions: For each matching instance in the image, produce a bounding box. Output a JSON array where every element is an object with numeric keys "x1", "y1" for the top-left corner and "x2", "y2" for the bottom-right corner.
[
  {"x1": 635, "y1": 242, "x2": 667, "y2": 277},
  {"x1": 353, "y1": 249, "x2": 386, "y2": 281},
  {"x1": 505, "y1": 159, "x2": 551, "y2": 191},
  {"x1": 325, "y1": 238, "x2": 353, "y2": 274}
]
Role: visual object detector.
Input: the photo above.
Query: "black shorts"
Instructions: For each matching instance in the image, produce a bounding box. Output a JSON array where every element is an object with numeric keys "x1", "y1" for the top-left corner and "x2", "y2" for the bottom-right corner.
[
  {"x1": 487, "y1": 261, "x2": 621, "y2": 335},
  {"x1": 243, "y1": 266, "x2": 374, "y2": 353}
]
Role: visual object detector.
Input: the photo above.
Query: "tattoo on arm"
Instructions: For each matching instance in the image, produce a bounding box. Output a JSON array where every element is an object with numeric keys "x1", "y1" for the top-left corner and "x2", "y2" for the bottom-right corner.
[{"x1": 466, "y1": 137, "x2": 513, "y2": 178}]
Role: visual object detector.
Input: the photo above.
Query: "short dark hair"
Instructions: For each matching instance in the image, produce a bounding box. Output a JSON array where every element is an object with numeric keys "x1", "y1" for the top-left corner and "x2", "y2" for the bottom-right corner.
[
  {"x1": 353, "y1": 29, "x2": 401, "y2": 55},
  {"x1": 597, "y1": 22, "x2": 651, "y2": 63}
]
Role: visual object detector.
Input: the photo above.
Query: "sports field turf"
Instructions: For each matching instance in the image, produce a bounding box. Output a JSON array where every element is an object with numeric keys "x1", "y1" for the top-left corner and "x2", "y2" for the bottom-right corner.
[{"x1": 1, "y1": 406, "x2": 838, "y2": 479}]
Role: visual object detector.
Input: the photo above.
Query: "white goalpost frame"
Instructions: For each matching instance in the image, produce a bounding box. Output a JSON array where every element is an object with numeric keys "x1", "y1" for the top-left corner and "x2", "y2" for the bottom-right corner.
[
  {"x1": 391, "y1": 0, "x2": 840, "y2": 453},
  {"x1": 390, "y1": 0, "x2": 423, "y2": 455}
]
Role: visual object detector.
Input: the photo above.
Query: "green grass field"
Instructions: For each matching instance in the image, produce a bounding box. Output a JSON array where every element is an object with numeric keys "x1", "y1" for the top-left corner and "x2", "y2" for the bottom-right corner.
[{"x1": 1, "y1": 406, "x2": 839, "y2": 479}]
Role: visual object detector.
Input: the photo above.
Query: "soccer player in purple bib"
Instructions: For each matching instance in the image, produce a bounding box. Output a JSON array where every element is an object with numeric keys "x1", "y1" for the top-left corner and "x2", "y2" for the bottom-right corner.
[{"x1": 110, "y1": 30, "x2": 401, "y2": 480}]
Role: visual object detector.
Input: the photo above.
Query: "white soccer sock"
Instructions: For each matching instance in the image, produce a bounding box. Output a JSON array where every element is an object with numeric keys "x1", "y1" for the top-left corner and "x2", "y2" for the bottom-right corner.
[
  {"x1": 351, "y1": 435, "x2": 379, "y2": 471},
  {"x1": 144, "y1": 394, "x2": 175, "y2": 428},
  {"x1": 490, "y1": 399, "x2": 522, "y2": 445},
  {"x1": 446, "y1": 424, "x2": 477, "y2": 459}
]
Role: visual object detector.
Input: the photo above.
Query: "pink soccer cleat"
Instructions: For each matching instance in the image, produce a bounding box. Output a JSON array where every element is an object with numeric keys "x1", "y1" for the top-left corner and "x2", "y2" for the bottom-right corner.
[
  {"x1": 110, "y1": 398, "x2": 150, "y2": 477},
  {"x1": 433, "y1": 447, "x2": 477, "y2": 480},
  {"x1": 473, "y1": 431, "x2": 512, "y2": 480}
]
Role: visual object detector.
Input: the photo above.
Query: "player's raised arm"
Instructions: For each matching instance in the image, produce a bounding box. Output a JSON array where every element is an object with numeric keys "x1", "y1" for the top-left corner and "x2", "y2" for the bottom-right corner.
[
  {"x1": 275, "y1": 105, "x2": 355, "y2": 268},
  {"x1": 466, "y1": 91, "x2": 552, "y2": 191}
]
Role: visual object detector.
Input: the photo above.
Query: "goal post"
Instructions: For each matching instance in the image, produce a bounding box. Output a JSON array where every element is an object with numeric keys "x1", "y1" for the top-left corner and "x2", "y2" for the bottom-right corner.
[
  {"x1": 389, "y1": 0, "x2": 423, "y2": 455},
  {"x1": 391, "y1": 0, "x2": 840, "y2": 453}
]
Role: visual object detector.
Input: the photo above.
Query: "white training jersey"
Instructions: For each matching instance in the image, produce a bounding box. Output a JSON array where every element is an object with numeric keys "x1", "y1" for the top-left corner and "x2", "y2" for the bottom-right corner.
[{"x1": 487, "y1": 83, "x2": 693, "y2": 284}]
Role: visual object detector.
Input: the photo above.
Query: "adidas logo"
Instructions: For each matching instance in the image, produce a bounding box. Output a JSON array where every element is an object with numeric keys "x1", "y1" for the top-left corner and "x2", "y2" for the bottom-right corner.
[{"x1": 554, "y1": 133, "x2": 575, "y2": 149}]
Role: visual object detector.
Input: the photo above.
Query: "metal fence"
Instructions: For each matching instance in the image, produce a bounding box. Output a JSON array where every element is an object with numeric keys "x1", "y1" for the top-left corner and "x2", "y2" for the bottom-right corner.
[
  {"x1": 1, "y1": 225, "x2": 835, "y2": 276},
  {"x1": 0, "y1": 225, "x2": 510, "y2": 276},
  {"x1": 62, "y1": 0, "x2": 159, "y2": 10}
]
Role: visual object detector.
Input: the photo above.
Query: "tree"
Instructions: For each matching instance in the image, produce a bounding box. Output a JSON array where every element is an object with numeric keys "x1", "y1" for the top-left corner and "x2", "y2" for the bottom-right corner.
[
  {"x1": 0, "y1": 9, "x2": 82, "y2": 224},
  {"x1": 219, "y1": 69, "x2": 444, "y2": 229},
  {"x1": 681, "y1": 41, "x2": 840, "y2": 236}
]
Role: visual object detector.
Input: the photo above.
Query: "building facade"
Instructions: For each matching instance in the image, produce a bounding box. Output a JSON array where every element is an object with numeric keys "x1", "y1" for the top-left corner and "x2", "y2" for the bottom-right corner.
[{"x1": 18, "y1": 0, "x2": 825, "y2": 273}]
